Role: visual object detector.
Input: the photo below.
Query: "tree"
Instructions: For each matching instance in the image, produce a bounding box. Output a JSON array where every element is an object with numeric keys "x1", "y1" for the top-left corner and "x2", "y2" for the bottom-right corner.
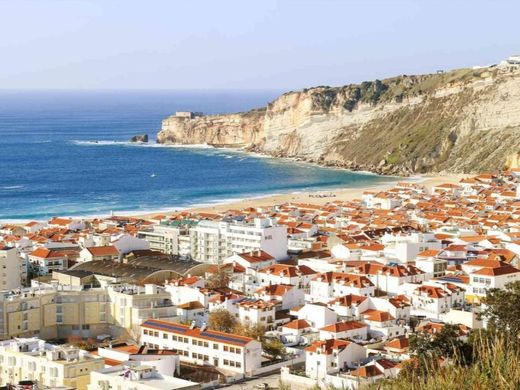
[
  {"x1": 207, "y1": 308, "x2": 237, "y2": 333},
  {"x1": 234, "y1": 322, "x2": 265, "y2": 340},
  {"x1": 262, "y1": 338, "x2": 286, "y2": 360},
  {"x1": 410, "y1": 323, "x2": 463, "y2": 360},
  {"x1": 206, "y1": 265, "x2": 231, "y2": 289},
  {"x1": 481, "y1": 281, "x2": 520, "y2": 337}
]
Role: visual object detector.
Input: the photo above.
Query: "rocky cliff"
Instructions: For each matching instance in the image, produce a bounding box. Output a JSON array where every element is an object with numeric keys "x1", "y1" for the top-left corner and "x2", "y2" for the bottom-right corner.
[{"x1": 157, "y1": 66, "x2": 520, "y2": 175}]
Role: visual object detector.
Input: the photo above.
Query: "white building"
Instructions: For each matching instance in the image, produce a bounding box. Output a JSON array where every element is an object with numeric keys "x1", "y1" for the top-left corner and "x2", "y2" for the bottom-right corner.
[
  {"x1": 404, "y1": 281, "x2": 465, "y2": 318},
  {"x1": 468, "y1": 263, "x2": 520, "y2": 301},
  {"x1": 295, "y1": 303, "x2": 337, "y2": 330},
  {"x1": 319, "y1": 321, "x2": 368, "y2": 341},
  {"x1": 308, "y1": 272, "x2": 375, "y2": 302},
  {"x1": 305, "y1": 339, "x2": 366, "y2": 380},
  {"x1": 89, "y1": 364, "x2": 200, "y2": 390},
  {"x1": 140, "y1": 319, "x2": 262, "y2": 376},
  {"x1": 190, "y1": 218, "x2": 287, "y2": 263},
  {"x1": 138, "y1": 221, "x2": 194, "y2": 257},
  {"x1": 381, "y1": 232, "x2": 442, "y2": 263}
]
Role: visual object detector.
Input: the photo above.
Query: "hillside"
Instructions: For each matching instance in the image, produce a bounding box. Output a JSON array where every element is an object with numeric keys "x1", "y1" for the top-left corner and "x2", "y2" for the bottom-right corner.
[{"x1": 157, "y1": 66, "x2": 520, "y2": 175}]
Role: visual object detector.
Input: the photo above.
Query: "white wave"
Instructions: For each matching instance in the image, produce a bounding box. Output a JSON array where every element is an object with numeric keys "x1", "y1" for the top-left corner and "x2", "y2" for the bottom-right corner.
[
  {"x1": 72, "y1": 140, "x2": 125, "y2": 146},
  {"x1": 71, "y1": 140, "x2": 214, "y2": 149},
  {"x1": 0, "y1": 185, "x2": 24, "y2": 190}
]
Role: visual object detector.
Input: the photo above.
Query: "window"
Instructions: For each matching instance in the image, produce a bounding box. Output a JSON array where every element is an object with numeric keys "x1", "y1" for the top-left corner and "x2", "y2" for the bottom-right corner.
[
  {"x1": 223, "y1": 346, "x2": 229, "y2": 352},
  {"x1": 143, "y1": 329, "x2": 149, "y2": 335},
  {"x1": 163, "y1": 333, "x2": 168, "y2": 339},
  {"x1": 223, "y1": 359, "x2": 229, "y2": 366},
  {"x1": 236, "y1": 362, "x2": 241, "y2": 368},
  {"x1": 172, "y1": 335, "x2": 177, "y2": 341},
  {"x1": 82, "y1": 324, "x2": 90, "y2": 330},
  {"x1": 213, "y1": 343, "x2": 218, "y2": 350}
]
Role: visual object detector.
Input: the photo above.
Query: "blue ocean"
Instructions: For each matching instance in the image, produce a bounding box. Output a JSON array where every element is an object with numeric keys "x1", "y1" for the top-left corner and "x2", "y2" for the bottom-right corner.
[{"x1": 0, "y1": 90, "x2": 392, "y2": 221}]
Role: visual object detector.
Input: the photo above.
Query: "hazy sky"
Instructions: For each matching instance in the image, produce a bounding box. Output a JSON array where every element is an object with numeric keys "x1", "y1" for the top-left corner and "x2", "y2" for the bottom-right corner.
[{"x1": 1, "y1": 0, "x2": 519, "y2": 90}]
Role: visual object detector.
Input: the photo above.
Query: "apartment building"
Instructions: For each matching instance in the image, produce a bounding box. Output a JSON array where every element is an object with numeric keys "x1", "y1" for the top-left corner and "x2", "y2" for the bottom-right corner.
[
  {"x1": 140, "y1": 319, "x2": 262, "y2": 376},
  {"x1": 106, "y1": 284, "x2": 177, "y2": 335},
  {"x1": 0, "y1": 246, "x2": 22, "y2": 290},
  {"x1": 0, "y1": 338, "x2": 103, "y2": 390},
  {"x1": 190, "y1": 218, "x2": 287, "y2": 263},
  {"x1": 138, "y1": 221, "x2": 194, "y2": 258},
  {"x1": 0, "y1": 283, "x2": 177, "y2": 341}
]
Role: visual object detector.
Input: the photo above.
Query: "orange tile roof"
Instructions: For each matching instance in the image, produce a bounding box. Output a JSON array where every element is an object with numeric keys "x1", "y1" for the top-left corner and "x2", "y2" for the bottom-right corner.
[
  {"x1": 87, "y1": 246, "x2": 119, "y2": 256},
  {"x1": 305, "y1": 338, "x2": 351, "y2": 354},
  {"x1": 320, "y1": 321, "x2": 367, "y2": 333},
  {"x1": 283, "y1": 319, "x2": 311, "y2": 330}
]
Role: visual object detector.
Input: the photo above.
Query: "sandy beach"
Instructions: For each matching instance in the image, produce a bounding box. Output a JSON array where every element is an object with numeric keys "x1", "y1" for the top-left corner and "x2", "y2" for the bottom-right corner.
[{"x1": 134, "y1": 174, "x2": 466, "y2": 219}]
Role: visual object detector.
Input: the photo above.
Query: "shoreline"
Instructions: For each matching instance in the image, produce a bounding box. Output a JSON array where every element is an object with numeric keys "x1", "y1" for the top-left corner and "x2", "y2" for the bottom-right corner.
[
  {"x1": 0, "y1": 174, "x2": 466, "y2": 225},
  {"x1": 131, "y1": 173, "x2": 465, "y2": 220}
]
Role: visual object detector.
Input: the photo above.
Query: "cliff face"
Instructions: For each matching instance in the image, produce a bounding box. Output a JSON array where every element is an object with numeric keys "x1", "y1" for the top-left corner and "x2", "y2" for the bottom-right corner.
[{"x1": 157, "y1": 66, "x2": 520, "y2": 175}]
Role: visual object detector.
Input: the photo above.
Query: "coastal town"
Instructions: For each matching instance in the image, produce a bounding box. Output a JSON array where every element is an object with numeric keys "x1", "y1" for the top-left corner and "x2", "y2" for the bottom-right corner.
[{"x1": 0, "y1": 170, "x2": 520, "y2": 389}]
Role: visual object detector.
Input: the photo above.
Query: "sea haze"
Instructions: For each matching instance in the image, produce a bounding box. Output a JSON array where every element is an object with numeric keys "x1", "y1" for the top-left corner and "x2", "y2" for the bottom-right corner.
[{"x1": 0, "y1": 90, "x2": 392, "y2": 221}]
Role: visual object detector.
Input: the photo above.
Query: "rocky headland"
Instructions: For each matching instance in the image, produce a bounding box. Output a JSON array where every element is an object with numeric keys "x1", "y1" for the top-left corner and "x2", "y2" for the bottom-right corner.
[{"x1": 157, "y1": 65, "x2": 520, "y2": 176}]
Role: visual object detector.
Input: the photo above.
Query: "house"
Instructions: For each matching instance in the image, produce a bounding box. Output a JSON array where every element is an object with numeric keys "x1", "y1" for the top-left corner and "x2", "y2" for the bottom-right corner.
[
  {"x1": 79, "y1": 246, "x2": 119, "y2": 262},
  {"x1": 28, "y1": 247, "x2": 69, "y2": 275},
  {"x1": 224, "y1": 250, "x2": 276, "y2": 271},
  {"x1": 176, "y1": 301, "x2": 205, "y2": 324},
  {"x1": 48, "y1": 217, "x2": 85, "y2": 231},
  {"x1": 305, "y1": 339, "x2": 367, "y2": 380},
  {"x1": 282, "y1": 319, "x2": 312, "y2": 336},
  {"x1": 406, "y1": 282, "x2": 465, "y2": 317},
  {"x1": 355, "y1": 262, "x2": 427, "y2": 295},
  {"x1": 319, "y1": 321, "x2": 368, "y2": 341},
  {"x1": 309, "y1": 272, "x2": 375, "y2": 302},
  {"x1": 344, "y1": 359, "x2": 400, "y2": 387},
  {"x1": 255, "y1": 264, "x2": 317, "y2": 288},
  {"x1": 327, "y1": 295, "x2": 369, "y2": 319},
  {"x1": 295, "y1": 302, "x2": 337, "y2": 330},
  {"x1": 468, "y1": 263, "x2": 520, "y2": 302},
  {"x1": 383, "y1": 336, "x2": 410, "y2": 359},
  {"x1": 360, "y1": 309, "x2": 405, "y2": 340},
  {"x1": 254, "y1": 284, "x2": 304, "y2": 310},
  {"x1": 234, "y1": 298, "x2": 276, "y2": 329}
]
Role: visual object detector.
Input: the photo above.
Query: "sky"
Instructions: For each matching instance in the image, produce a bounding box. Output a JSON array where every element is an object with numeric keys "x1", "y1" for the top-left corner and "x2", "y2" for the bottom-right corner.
[{"x1": 0, "y1": 0, "x2": 519, "y2": 90}]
